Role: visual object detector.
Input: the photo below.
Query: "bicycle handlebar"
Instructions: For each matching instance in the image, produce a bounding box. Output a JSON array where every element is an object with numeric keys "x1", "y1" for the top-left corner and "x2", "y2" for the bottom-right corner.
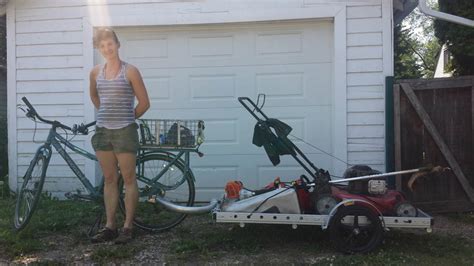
[
  {"x1": 22, "y1": 96, "x2": 96, "y2": 134},
  {"x1": 72, "y1": 121, "x2": 96, "y2": 135}
]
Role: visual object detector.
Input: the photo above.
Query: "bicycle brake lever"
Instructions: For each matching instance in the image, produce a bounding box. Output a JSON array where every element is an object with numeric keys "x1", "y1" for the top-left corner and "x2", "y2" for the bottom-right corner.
[
  {"x1": 78, "y1": 123, "x2": 89, "y2": 135},
  {"x1": 26, "y1": 110, "x2": 36, "y2": 119},
  {"x1": 72, "y1": 124, "x2": 78, "y2": 134}
]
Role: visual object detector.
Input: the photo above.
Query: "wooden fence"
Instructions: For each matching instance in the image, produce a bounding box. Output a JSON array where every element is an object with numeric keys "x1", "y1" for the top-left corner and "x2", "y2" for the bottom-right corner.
[{"x1": 394, "y1": 76, "x2": 474, "y2": 213}]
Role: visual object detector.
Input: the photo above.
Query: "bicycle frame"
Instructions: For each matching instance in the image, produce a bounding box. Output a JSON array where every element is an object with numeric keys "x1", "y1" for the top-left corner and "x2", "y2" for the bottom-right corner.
[
  {"x1": 39, "y1": 126, "x2": 101, "y2": 199},
  {"x1": 35, "y1": 126, "x2": 198, "y2": 201}
]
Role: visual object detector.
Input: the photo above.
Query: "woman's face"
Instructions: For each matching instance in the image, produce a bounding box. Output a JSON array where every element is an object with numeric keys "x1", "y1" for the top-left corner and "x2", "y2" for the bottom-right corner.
[{"x1": 98, "y1": 37, "x2": 120, "y2": 60}]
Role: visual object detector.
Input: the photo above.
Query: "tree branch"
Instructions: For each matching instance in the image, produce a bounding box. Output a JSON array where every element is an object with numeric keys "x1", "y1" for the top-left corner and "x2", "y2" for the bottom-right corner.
[{"x1": 400, "y1": 35, "x2": 431, "y2": 72}]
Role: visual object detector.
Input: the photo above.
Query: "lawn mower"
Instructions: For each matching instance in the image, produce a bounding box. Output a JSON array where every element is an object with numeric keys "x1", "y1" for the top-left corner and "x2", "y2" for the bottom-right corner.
[{"x1": 154, "y1": 95, "x2": 436, "y2": 254}]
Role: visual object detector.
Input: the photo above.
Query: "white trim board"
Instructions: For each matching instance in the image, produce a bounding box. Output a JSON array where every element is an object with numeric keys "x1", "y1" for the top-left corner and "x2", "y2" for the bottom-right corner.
[
  {"x1": 86, "y1": 6, "x2": 344, "y2": 27},
  {"x1": 7, "y1": 2, "x2": 17, "y2": 192},
  {"x1": 82, "y1": 17, "x2": 97, "y2": 186}
]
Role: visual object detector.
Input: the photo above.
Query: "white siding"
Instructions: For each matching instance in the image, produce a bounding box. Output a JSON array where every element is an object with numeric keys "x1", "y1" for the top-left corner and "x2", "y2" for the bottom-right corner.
[
  {"x1": 8, "y1": 0, "x2": 392, "y2": 195},
  {"x1": 346, "y1": 1, "x2": 387, "y2": 172},
  {"x1": 12, "y1": 2, "x2": 86, "y2": 195}
]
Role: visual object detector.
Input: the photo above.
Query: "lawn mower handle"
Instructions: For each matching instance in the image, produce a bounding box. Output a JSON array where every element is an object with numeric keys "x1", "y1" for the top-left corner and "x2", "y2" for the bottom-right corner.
[{"x1": 238, "y1": 96, "x2": 269, "y2": 122}]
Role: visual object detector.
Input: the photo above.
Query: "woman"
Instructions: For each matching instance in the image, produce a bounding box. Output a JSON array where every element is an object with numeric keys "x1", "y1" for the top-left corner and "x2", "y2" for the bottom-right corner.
[{"x1": 89, "y1": 27, "x2": 150, "y2": 244}]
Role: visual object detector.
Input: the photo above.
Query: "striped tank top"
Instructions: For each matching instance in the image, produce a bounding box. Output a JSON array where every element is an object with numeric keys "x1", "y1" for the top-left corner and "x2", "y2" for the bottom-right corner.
[{"x1": 96, "y1": 61, "x2": 135, "y2": 129}]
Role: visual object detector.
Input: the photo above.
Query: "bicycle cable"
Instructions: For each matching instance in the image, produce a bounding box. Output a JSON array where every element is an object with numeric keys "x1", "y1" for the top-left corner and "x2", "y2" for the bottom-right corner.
[{"x1": 62, "y1": 127, "x2": 70, "y2": 151}]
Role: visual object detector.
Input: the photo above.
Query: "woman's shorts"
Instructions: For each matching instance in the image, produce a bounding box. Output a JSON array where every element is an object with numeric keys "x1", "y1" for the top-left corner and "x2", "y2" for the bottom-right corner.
[{"x1": 91, "y1": 123, "x2": 139, "y2": 154}]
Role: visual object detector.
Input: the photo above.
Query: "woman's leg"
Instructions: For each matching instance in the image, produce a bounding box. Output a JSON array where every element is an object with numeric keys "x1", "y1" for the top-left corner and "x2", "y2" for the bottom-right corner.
[
  {"x1": 96, "y1": 151, "x2": 119, "y2": 229},
  {"x1": 116, "y1": 152, "x2": 138, "y2": 229}
]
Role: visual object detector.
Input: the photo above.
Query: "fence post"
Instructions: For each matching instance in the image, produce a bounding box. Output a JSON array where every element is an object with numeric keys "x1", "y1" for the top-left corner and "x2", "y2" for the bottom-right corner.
[{"x1": 385, "y1": 76, "x2": 395, "y2": 189}]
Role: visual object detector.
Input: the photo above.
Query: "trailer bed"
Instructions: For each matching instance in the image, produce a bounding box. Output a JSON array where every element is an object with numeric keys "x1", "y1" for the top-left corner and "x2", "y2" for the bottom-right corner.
[{"x1": 214, "y1": 209, "x2": 433, "y2": 231}]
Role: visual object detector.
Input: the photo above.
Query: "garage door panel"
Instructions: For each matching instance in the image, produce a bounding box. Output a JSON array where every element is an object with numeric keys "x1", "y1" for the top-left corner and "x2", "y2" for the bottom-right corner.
[
  {"x1": 123, "y1": 21, "x2": 332, "y2": 69},
  {"x1": 192, "y1": 153, "x2": 335, "y2": 200},
  {"x1": 142, "y1": 105, "x2": 332, "y2": 154},
  {"x1": 255, "y1": 22, "x2": 333, "y2": 63},
  {"x1": 142, "y1": 63, "x2": 331, "y2": 108},
  {"x1": 255, "y1": 63, "x2": 332, "y2": 104},
  {"x1": 130, "y1": 55, "x2": 331, "y2": 69},
  {"x1": 191, "y1": 153, "x2": 335, "y2": 182},
  {"x1": 256, "y1": 32, "x2": 303, "y2": 55},
  {"x1": 203, "y1": 119, "x2": 239, "y2": 144},
  {"x1": 256, "y1": 154, "x2": 334, "y2": 186},
  {"x1": 238, "y1": 106, "x2": 333, "y2": 153},
  {"x1": 189, "y1": 74, "x2": 236, "y2": 100},
  {"x1": 124, "y1": 38, "x2": 169, "y2": 59},
  {"x1": 144, "y1": 76, "x2": 172, "y2": 101},
  {"x1": 189, "y1": 35, "x2": 234, "y2": 58},
  {"x1": 116, "y1": 20, "x2": 334, "y2": 200}
]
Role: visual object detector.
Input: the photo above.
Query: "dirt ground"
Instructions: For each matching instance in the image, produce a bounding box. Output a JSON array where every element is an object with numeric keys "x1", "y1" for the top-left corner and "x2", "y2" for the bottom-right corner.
[{"x1": 3, "y1": 213, "x2": 473, "y2": 265}]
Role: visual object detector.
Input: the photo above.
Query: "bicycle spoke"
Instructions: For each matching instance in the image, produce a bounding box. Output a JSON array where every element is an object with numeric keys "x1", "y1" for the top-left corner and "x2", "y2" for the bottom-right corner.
[
  {"x1": 124, "y1": 153, "x2": 195, "y2": 232},
  {"x1": 14, "y1": 153, "x2": 46, "y2": 230}
]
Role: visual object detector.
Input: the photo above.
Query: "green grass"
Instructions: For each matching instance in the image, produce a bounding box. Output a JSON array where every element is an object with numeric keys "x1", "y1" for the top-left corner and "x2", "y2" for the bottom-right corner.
[
  {"x1": 165, "y1": 215, "x2": 474, "y2": 264},
  {"x1": 1, "y1": 197, "x2": 474, "y2": 264},
  {"x1": 0, "y1": 196, "x2": 99, "y2": 258}
]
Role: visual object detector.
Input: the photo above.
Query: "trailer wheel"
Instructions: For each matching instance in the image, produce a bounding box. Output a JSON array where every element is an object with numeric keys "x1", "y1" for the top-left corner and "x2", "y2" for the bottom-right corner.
[{"x1": 329, "y1": 205, "x2": 384, "y2": 254}]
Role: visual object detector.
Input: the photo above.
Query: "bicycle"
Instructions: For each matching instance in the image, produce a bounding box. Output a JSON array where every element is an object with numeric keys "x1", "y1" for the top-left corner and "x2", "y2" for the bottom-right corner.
[{"x1": 14, "y1": 97, "x2": 205, "y2": 234}]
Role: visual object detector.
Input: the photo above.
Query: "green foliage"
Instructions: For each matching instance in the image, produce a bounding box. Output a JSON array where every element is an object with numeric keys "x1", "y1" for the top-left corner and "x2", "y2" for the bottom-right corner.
[
  {"x1": 394, "y1": 26, "x2": 423, "y2": 79},
  {"x1": 394, "y1": 5, "x2": 441, "y2": 80},
  {"x1": 434, "y1": 0, "x2": 474, "y2": 76}
]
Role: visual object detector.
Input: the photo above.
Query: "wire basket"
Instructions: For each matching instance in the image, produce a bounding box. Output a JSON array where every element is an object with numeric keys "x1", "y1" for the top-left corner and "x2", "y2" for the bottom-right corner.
[{"x1": 138, "y1": 119, "x2": 205, "y2": 148}]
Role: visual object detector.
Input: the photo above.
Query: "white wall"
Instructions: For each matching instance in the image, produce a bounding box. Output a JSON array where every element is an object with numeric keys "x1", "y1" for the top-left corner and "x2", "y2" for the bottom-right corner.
[{"x1": 8, "y1": 0, "x2": 392, "y2": 196}]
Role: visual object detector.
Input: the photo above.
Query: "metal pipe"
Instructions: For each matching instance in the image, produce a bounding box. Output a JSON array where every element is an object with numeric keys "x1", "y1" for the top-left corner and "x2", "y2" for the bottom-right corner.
[
  {"x1": 418, "y1": 0, "x2": 474, "y2": 27},
  {"x1": 328, "y1": 168, "x2": 423, "y2": 184},
  {"x1": 150, "y1": 197, "x2": 219, "y2": 214}
]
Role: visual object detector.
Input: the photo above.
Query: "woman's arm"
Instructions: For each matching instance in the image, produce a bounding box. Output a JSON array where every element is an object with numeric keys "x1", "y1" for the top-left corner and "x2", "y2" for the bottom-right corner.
[
  {"x1": 89, "y1": 66, "x2": 100, "y2": 110},
  {"x1": 127, "y1": 65, "x2": 150, "y2": 118}
]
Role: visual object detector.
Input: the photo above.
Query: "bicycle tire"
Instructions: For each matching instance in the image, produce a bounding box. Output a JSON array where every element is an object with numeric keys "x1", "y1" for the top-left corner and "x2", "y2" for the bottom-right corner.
[
  {"x1": 13, "y1": 148, "x2": 49, "y2": 231},
  {"x1": 120, "y1": 152, "x2": 195, "y2": 232}
]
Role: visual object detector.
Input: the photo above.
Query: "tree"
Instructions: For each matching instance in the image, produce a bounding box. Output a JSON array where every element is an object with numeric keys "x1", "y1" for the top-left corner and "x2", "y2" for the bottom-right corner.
[
  {"x1": 394, "y1": 25, "x2": 423, "y2": 79},
  {"x1": 434, "y1": 0, "x2": 474, "y2": 76},
  {"x1": 394, "y1": 4, "x2": 440, "y2": 80}
]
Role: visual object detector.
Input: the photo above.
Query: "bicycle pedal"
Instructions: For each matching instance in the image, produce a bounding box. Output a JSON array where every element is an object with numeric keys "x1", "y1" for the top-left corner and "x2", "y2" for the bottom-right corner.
[
  {"x1": 64, "y1": 192, "x2": 78, "y2": 200},
  {"x1": 65, "y1": 192, "x2": 93, "y2": 201}
]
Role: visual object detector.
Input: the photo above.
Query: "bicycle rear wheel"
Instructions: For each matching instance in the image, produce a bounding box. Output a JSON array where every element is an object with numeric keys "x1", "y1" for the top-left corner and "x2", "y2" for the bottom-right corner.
[
  {"x1": 124, "y1": 152, "x2": 195, "y2": 232},
  {"x1": 14, "y1": 149, "x2": 49, "y2": 230}
]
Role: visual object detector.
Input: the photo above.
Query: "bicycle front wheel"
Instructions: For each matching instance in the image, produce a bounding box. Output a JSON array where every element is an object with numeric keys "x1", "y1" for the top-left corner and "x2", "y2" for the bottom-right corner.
[
  {"x1": 129, "y1": 152, "x2": 195, "y2": 232},
  {"x1": 14, "y1": 149, "x2": 49, "y2": 230}
]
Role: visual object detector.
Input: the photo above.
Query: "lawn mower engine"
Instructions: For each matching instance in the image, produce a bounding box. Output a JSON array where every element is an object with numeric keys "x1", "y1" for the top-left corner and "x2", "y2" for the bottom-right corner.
[{"x1": 318, "y1": 165, "x2": 418, "y2": 217}]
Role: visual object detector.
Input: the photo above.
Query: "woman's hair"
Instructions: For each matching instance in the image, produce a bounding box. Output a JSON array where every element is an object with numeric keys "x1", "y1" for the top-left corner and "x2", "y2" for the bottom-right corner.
[{"x1": 93, "y1": 27, "x2": 120, "y2": 48}]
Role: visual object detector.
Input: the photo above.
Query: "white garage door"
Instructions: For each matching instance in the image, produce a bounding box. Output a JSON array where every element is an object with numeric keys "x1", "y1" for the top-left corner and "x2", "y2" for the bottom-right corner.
[{"x1": 117, "y1": 20, "x2": 334, "y2": 201}]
